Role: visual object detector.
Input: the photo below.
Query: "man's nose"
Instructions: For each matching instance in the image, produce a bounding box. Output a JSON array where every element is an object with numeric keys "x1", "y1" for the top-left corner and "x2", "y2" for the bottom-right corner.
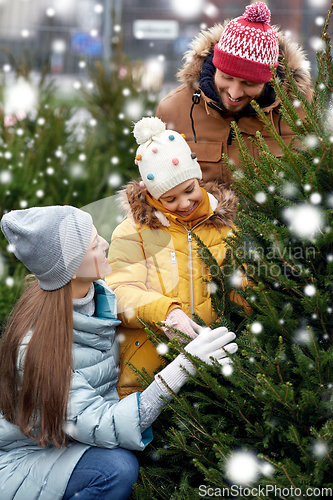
[{"x1": 228, "y1": 82, "x2": 244, "y2": 99}]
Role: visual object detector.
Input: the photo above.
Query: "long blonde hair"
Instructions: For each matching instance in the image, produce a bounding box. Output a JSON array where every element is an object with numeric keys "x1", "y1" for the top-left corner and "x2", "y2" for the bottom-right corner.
[{"x1": 0, "y1": 277, "x2": 73, "y2": 448}]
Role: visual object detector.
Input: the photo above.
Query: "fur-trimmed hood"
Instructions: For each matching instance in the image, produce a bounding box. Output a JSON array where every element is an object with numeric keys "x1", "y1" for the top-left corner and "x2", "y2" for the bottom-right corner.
[
  {"x1": 117, "y1": 180, "x2": 237, "y2": 230},
  {"x1": 177, "y1": 22, "x2": 312, "y2": 96}
]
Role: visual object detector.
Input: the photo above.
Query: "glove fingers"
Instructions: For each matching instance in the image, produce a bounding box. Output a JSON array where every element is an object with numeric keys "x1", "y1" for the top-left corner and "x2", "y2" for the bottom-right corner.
[
  {"x1": 219, "y1": 357, "x2": 234, "y2": 366},
  {"x1": 210, "y1": 326, "x2": 229, "y2": 336},
  {"x1": 188, "y1": 318, "x2": 203, "y2": 333},
  {"x1": 210, "y1": 342, "x2": 238, "y2": 360},
  {"x1": 222, "y1": 342, "x2": 238, "y2": 354},
  {"x1": 208, "y1": 329, "x2": 236, "y2": 343},
  {"x1": 205, "y1": 331, "x2": 236, "y2": 351}
]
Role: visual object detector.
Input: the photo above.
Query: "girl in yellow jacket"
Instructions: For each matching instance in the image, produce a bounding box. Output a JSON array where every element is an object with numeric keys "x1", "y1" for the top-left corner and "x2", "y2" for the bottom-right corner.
[{"x1": 106, "y1": 117, "x2": 247, "y2": 398}]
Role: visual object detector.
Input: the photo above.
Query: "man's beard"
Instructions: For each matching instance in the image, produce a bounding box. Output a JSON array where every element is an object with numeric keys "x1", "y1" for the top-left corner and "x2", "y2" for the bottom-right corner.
[
  {"x1": 214, "y1": 88, "x2": 247, "y2": 118},
  {"x1": 214, "y1": 84, "x2": 266, "y2": 118}
]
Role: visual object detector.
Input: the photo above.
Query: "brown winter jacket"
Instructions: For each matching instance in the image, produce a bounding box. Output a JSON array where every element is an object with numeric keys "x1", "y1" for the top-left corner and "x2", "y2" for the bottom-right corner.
[
  {"x1": 156, "y1": 23, "x2": 313, "y2": 186},
  {"x1": 106, "y1": 181, "x2": 248, "y2": 398}
]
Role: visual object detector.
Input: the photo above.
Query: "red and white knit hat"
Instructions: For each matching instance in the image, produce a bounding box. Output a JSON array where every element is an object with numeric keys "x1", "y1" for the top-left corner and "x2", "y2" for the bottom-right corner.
[{"x1": 213, "y1": 2, "x2": 279, "y2": 83}]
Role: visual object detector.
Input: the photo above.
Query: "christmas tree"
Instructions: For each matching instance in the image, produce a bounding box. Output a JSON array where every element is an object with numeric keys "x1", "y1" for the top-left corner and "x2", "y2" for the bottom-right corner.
[{"x1": 132, "y1": 6, "x2": 333, "y2": 499}]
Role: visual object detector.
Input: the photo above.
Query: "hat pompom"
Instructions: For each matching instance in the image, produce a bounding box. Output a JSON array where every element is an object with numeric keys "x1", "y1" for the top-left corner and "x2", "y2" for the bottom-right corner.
[
  {"x1": 243, "y1": 2, "x2": 271, "y2": 24},
  {"x1": 133, "y1": 117, "x2": 166, "y2": 145}
]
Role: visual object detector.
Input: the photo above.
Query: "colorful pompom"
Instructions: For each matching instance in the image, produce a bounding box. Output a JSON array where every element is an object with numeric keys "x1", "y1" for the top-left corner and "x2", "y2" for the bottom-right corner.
[
  {"x1": 139, "y1": 180, "x2": 146, "y2": 188},
  {"x1": 135, "y1": 154, "x2": 142, "y2": 161},
  {"x1": 169, "y1": 134, "x2": 175, "y2": 141},
  {"x1": 243, "y1": 2, "x2": 271, "y2": 24},
  {"x1": 135, "y1": 160, "x2": 139, "y2": 165},
  {"x1": 181, "y1": 133, "x2": 186, "y2": 139},
  {"x1": 147, "y1": 173, "x2": 154, "y2": 180},
  {"x1": 152, "y1": 147, "x2": 158, "y2": 153},
  {"x1": 172, "y1": 158, "x2": 179, "y2": 165},
  {"x1": 191, "y1": 152, "x2": 197, "y2": 159}
]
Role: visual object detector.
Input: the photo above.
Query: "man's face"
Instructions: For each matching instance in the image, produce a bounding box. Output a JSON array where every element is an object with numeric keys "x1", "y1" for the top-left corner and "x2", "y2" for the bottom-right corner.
[{"x1": 214, "y1": 69, "x2": 266, "y2": 115}]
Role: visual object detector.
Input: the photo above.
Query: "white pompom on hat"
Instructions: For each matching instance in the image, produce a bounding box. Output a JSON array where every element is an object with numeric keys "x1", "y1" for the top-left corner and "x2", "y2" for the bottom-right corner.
[{"x1": 133, "y1": 117, "x2": 202, "y2": 199}]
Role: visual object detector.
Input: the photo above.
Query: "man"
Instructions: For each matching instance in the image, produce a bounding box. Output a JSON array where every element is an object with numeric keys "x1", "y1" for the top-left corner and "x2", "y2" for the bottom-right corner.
[{"x1": 156, "y1": 2, "x2": 313, "y2": 186}]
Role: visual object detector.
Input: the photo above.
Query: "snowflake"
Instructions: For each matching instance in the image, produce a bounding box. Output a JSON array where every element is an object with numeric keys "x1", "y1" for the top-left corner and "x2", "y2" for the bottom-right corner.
[
  {"x1": 254, "y1": 192, "x2": 267, "y2": 204},
  {"x1": 309, "y1": 37, "x2": 324, "y2": 51},
  {"x1": 221, "y1": 363, "x2": 233, "y2": 376},
  {"x1": 4, "y1": 77, "x2": 38, "y2": 116},
  {"x1": 94, "y1": 4, "x2": 104, "y2": 14},
  {"x1": 250, "y1": 322, "x2": 263, "y2": 334},
  {"x1": 124, "y1": 100, "x2": 144, "y2": 121},
  {"x1": 283, "y1": 204, "x2": 323, "y2": 238},
  {"x1": 108, "y1": 173, "x2": 122, "y2": 188},
  {"x1": 46, "y1": 8, "x2": 55, "y2": 17},
  {"x1": 294, "y1": 328, "x2": 311, "y2": 345},
  {"x1": 156, "y1": 343, "x2": 169, "y2": 355},
  {"x1": 304, "y1": 135, "x2": 319, "y2": 148},
  {"x1": 311, "y1": 440, "x2": 328, "y2": 459},
  {"x1": 310, "y1": 192, "x2": 321, "y2": 204},
  {"x1": 225, "y1": 451, "x2": 260, "y2": 484},
  {"x1": 304, "y1": 284, "x2": 316, "y2": 297},
  {"x1": 170, "y1": 0, "x2": 204, "y2": 19},
  {"x1": 203, "y1": 3, "x2": 219, "y2": 17},
  {"x1": 229, "y1": 270, "x2": 243, "y2": 288},
  {"x1": 0, "y1": 171, "x2": 12, "y2": 184},
  {"x1": 70, "y1": 164, "x2": 84, "y2": 178},
  {"x1": 5, "y1": 277, "x2": 14, "y2": 287}
]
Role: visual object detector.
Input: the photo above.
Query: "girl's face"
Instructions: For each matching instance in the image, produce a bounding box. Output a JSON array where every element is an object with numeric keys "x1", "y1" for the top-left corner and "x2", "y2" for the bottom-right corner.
[
  {"x1": 159, "y1": 179, "x2": 203, "y2": 217},
  {"x1": 74, "y1": 225, "x2": 111, "y2": 280}
]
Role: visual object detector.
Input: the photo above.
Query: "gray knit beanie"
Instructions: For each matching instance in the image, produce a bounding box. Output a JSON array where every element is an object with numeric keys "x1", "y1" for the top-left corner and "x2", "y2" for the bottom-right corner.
[{"x1": 1, "y1": 205, "x2": 93, "y2": 291}]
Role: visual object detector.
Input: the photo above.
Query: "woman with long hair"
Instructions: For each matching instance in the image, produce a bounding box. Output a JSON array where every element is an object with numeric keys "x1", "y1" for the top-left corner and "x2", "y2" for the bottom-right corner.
[{"x1": 0, "y1": 205, "x2": 237, "y2": 500}]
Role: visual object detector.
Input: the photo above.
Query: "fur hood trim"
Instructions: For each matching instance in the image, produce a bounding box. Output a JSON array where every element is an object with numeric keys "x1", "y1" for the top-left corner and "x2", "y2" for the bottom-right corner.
[
  {"x1": 116, "y1": 180, "x2": 237, "y2": 230},
  {"x1": 177, "y1": 22, "x2": 312, "y2": 96}
]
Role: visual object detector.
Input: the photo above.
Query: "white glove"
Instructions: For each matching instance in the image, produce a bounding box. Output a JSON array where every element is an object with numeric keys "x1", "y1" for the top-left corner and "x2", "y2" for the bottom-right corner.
[
  {"x1": 155, "y1": 326, "x2": 237, "y2": 394},
  {"x1": 162, "y1": 308, "x2": 201, "y2": 341},
  {"x1": 185, "y1": 326, "x2": 237, "y2": 366}
]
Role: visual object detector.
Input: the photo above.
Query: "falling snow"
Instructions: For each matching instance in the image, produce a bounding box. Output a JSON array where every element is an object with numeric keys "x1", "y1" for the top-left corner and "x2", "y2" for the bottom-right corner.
[
  {"x1": 250, "y1": 322, "x2": 263, "y2": 334},
  {"x1": 283, "y1": 204, "x2": 323, "y2": 238},
  {"x1": 225, "y1": 451, "x2": 260, "y2": 484},
  {"x1": 4, "y1": 78, "x2": 38, "y2": 116}
]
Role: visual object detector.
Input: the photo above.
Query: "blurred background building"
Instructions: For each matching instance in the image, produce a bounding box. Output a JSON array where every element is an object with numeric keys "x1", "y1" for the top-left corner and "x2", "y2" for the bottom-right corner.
[{"x1": 0, "y1": 0, "x2": 331, "y2": 95}]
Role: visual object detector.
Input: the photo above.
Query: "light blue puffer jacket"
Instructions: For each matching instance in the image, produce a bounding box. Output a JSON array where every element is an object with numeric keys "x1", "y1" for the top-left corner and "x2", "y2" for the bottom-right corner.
[{"x1": 0, "y1": 280, "x2": 153, "y2": 500}]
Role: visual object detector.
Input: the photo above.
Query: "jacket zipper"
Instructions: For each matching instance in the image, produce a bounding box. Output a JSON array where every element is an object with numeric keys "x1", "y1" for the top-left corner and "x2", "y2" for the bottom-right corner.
[
  {"x1": 183, "y1": 216, "x2": 211, "y2": 316},
  {"x1": 186, "y1": 230, "x2": 194, "y2": 315}
]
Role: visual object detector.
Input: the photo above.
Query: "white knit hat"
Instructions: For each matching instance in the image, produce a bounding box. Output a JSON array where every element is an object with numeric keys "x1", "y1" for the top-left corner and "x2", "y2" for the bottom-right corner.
[
  {"x1": 133, "y1": 117, "x2": 202, "y2": 199},
  {"x1": 1, "y1": 205, "x2": 93, "y2": 291}
]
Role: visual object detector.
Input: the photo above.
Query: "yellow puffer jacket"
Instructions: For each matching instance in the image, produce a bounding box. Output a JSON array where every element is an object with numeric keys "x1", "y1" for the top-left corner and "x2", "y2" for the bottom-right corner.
[{"x1": 106, "y1": 181, "x2": 245, "y2": 398}]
